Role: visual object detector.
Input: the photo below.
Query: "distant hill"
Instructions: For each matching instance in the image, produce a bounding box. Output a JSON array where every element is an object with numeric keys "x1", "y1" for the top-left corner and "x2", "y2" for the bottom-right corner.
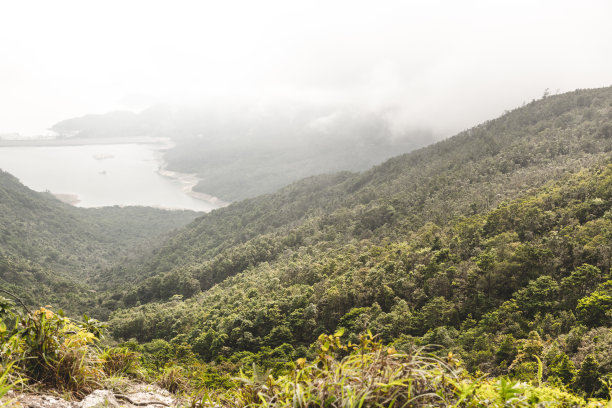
[
  {"x1": 0, "y1": 169, "x2": 200, "y2": 314},
  {"x1": 51, "y1": 104, "x2": 436, "y2": 201},
  {"x1": 52, "y1": 111, "x2": 149, "y2": 139}
]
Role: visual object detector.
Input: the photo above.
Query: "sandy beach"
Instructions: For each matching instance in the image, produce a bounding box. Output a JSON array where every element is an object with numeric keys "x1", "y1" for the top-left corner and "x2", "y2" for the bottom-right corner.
[
  {"x1": 157, "y1": 166, "x2": 228, "y2": 208},
  {"x1": 153, "y1": 138, "x2": 229, "y2": 208}
]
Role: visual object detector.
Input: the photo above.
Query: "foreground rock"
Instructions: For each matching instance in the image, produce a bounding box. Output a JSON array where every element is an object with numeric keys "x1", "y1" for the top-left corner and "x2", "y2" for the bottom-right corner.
[{"x1": 5, "y1": 384, "x2": 177, "y2": 407}]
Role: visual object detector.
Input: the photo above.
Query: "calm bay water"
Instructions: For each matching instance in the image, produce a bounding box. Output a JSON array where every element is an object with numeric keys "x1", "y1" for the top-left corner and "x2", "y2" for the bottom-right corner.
[{"x1": 0, "y1": 143, "x2": 220, "y2": 212}]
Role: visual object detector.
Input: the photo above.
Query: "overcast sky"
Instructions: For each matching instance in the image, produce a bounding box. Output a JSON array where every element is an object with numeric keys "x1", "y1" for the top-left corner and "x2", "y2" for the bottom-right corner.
[{"x1": 1, "y1": 0, "x2": 611, "y2": 137}]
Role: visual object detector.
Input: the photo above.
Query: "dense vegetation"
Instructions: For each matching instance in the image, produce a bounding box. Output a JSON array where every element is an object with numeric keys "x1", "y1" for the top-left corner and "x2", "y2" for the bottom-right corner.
[
  {"x1": 0, "y1": 170, "x2": 200, "y2": 313},
  {"x1": 2, "y1": 86, "x2": 612, "y2": 405},
  {"x1": 0, "y1": 301, "x2": 607, "y2": 406},
  {"x1": 108, "y1": 161, "x2": 612, "y2": 397},
  {"x1": 105, "y1": 86, "x2": 612, "y2": 305}
]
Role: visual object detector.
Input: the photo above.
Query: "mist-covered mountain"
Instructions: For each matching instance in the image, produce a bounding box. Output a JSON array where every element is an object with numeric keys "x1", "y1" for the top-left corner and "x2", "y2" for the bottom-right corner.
[
  {"x1": 51, "y1": 103, "x2": 436, "y2": 201},
  {"x1": 2, "y1": 86, "x2": 612, "y2": 400},
  {"x1": 101, "y1": 87, "x2": 612, "y2": 301},
  {"x1": 96, "y1": 87, "x2": 611, "y2": 394}
]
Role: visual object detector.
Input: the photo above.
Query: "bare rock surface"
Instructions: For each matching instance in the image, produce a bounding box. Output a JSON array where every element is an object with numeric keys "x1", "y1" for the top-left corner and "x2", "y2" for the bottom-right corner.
[
  {"x1": 4, "y1": 384, "x2": 177, "y2": 407},
  {"x1": 80, "y1": 390, "x2": 120, "y2": 408},
  {"x1": 4, "y1": 391, "x2": 77, "y2": 408}
]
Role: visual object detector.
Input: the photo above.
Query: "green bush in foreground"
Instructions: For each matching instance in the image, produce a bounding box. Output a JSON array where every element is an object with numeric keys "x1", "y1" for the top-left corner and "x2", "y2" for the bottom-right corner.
[
  {"x1": 191, "y1": 330, "x2": 611, "y2": 407},
  {"x1": 2, "y1": 297, "x2": 611, "y2": 407},
  {"x1": 0, "y1": 296, "x2": 138, "y2": 398}
]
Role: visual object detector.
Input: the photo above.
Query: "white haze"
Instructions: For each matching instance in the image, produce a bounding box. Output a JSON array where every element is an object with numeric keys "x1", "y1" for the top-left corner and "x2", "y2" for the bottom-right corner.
[{"x1": 1, "y1": 0, "x2": 611, "y2": 137}]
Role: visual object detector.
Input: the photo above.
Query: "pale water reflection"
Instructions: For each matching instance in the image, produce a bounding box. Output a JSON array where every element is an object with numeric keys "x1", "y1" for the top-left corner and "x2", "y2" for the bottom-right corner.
[{"x1": 0, "y1": 143, "x2": 221, "y2": 212}]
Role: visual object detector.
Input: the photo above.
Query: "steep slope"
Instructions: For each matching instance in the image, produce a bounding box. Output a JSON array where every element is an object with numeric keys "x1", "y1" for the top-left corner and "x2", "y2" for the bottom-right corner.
[
  {"x1": 109, "y1": 159, "x2": 612, "y2": 388},
  {"x1": 0, "y1": 169, "x2": 200, "y2": 312},
  {"x1": 104, "y1": 87, "x2": 612, "y2": 390},
  {"x1": 110, "y1": 86, "x2": 612, "y2": 304}
]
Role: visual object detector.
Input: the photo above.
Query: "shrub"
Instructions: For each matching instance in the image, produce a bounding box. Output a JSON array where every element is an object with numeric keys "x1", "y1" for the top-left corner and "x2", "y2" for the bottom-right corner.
[
  {"x1": 156, "y1": 365, "x2": 188, "y2": 394},
  {"x1": 196, "y1": 330, "x2": 480, "y2": 407},
  {"x1": 0, "y1": 297, "x2": 104, "y2": 397},
  {"x1": 99, "y1": 347, "x2": 142, "y2": 378}
]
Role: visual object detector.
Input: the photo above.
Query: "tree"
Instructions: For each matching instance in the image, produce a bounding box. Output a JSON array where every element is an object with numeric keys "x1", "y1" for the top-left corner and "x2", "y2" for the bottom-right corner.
[
  {"x1": 495, "y1": 334, "x2": 517, "y2": 367},
  {"x1": 548, "y1": 353, "x2": 576, "y2": 386},
  {"x1": 264, "y1": 325, "x2": 294, "y2": 348},
  {"x1": 576, "y1": 280, "x2": 612, "y2": 327},
  {"x1": 513, "y1": 276, "x2": 559, "y2": 317},
  {"x1": 561, "y1": 264, "x2": 602, "y2": 308},
  {"x1": 508, "y1": 331, "x2": 543, "y2": 381},
  {"x1": 417, "y1": 296, "x2": 455, "y2": 332},
  {"x1": 573, "y1": 354, "x2": 602, "y2": 397}
]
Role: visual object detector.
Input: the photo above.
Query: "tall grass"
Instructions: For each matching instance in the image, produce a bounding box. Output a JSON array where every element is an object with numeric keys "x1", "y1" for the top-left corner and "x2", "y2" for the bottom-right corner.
[
  {"x1": 0, "y1": 296, "x2": 136, "y2": 398},
  {"x1": 194, "y1": 330, "x2": 476, "y2": 407},
  {"x1": 0, "y1": 362, "x2": 17, "y2": 407}
]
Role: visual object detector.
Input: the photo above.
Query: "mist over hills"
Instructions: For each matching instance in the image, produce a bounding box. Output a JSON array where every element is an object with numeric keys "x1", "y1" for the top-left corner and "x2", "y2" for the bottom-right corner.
[
  {"x1": 97, "y1": 87, "x2": 612, "y2": 300},
  {"x1": 1, "y1": 86, "x2": 611, "y2": 402},
  {"x1": 86, "y1": 87, "x2": 611, "y2": 399},
  {"x1": 4, "y1": 0, "x2": 612, "y2": 402},
  {"x1": 99, "y1": 87, "x2": 612, "y2": 397},
  {"x1": 51, "y1": 103, "x2": 436, "y2": 201}
]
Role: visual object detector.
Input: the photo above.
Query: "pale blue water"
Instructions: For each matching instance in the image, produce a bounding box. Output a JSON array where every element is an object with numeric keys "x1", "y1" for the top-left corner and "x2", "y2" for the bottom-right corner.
[{"x1": 0, "y1": 143, "x2": 219, "y2": 212}]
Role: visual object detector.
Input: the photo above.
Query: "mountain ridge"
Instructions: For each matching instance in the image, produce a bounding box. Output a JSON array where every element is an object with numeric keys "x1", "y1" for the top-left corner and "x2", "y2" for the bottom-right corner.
[
  {"x1": 1, "y1": 85, "x2": 611, "y2": 401},
  {"x1": 102, "y1": 86, "x2": 612, "y2": 306}
]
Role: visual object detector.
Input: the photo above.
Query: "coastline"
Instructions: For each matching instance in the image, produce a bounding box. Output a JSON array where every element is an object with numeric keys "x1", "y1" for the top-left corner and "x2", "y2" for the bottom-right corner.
[
  {"x1": 152, "y1": 139, "x2": 230, "y2": 208},
  {"x1": 157, "y1": 167, "x2": 228, "y2": 207},
  {"x1": 1, "y1": 136, "x2": 229, "y2": 210},
  {"x1": 0, "y1": 136, "x2": 168, "y2": 148}
]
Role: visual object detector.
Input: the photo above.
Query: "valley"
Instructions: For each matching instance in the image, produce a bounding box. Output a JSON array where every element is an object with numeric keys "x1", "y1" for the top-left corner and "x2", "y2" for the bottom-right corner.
[{"x1": 1, "y1": 87, "x2": 612, "y2": 406}]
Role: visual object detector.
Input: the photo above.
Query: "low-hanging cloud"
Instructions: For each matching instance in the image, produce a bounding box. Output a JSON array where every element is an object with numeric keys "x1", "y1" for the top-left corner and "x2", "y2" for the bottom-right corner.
[{"x1": 1, "y1": 0, "x2": 611, "y2": 138}]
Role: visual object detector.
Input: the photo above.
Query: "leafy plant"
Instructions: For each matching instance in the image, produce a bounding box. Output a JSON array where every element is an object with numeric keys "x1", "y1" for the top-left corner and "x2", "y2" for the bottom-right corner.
[
  {"x1": 99, "y1": 347, "x2": 142, "y2": 378},
  {"x1": 0, "y1": 362, "x2": 17, "y2": 407},
  {"x1": 496, "y1": 377, "x2": 527, "y2": 406},
  {"x1": 156, "y1": 365, "x2": 188, "y2": 394},
  {"x1": 0, "y1": 299, "x2": 104, "y2": 397},
  {"x1": 193, "y1": 331, "x2": 482, "y2": 407}
]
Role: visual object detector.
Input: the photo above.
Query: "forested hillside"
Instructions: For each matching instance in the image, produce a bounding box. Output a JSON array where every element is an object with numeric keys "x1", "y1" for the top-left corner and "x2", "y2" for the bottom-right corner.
[
  {"x1": 97, "y1": 87, "x2": 612, "y2": 397},
  {"x1": 109, "y1": 160, "x2": 611, "y2": 394},
  {"x1": 105, "y1": 86, "x2": 612, "y2": 305},
  {"x1": 1, "y1": 86, "x2": 611, "y2": 405},
  {"x1": 0, "y1": 170, "x2": 200, "y2": 312}
]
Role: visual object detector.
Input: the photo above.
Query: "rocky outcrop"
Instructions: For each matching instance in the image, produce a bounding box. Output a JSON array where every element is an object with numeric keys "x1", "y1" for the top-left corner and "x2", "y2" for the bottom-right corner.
[{"x1": 5, "y1": 384, "x2": 176, "y2": 407}]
